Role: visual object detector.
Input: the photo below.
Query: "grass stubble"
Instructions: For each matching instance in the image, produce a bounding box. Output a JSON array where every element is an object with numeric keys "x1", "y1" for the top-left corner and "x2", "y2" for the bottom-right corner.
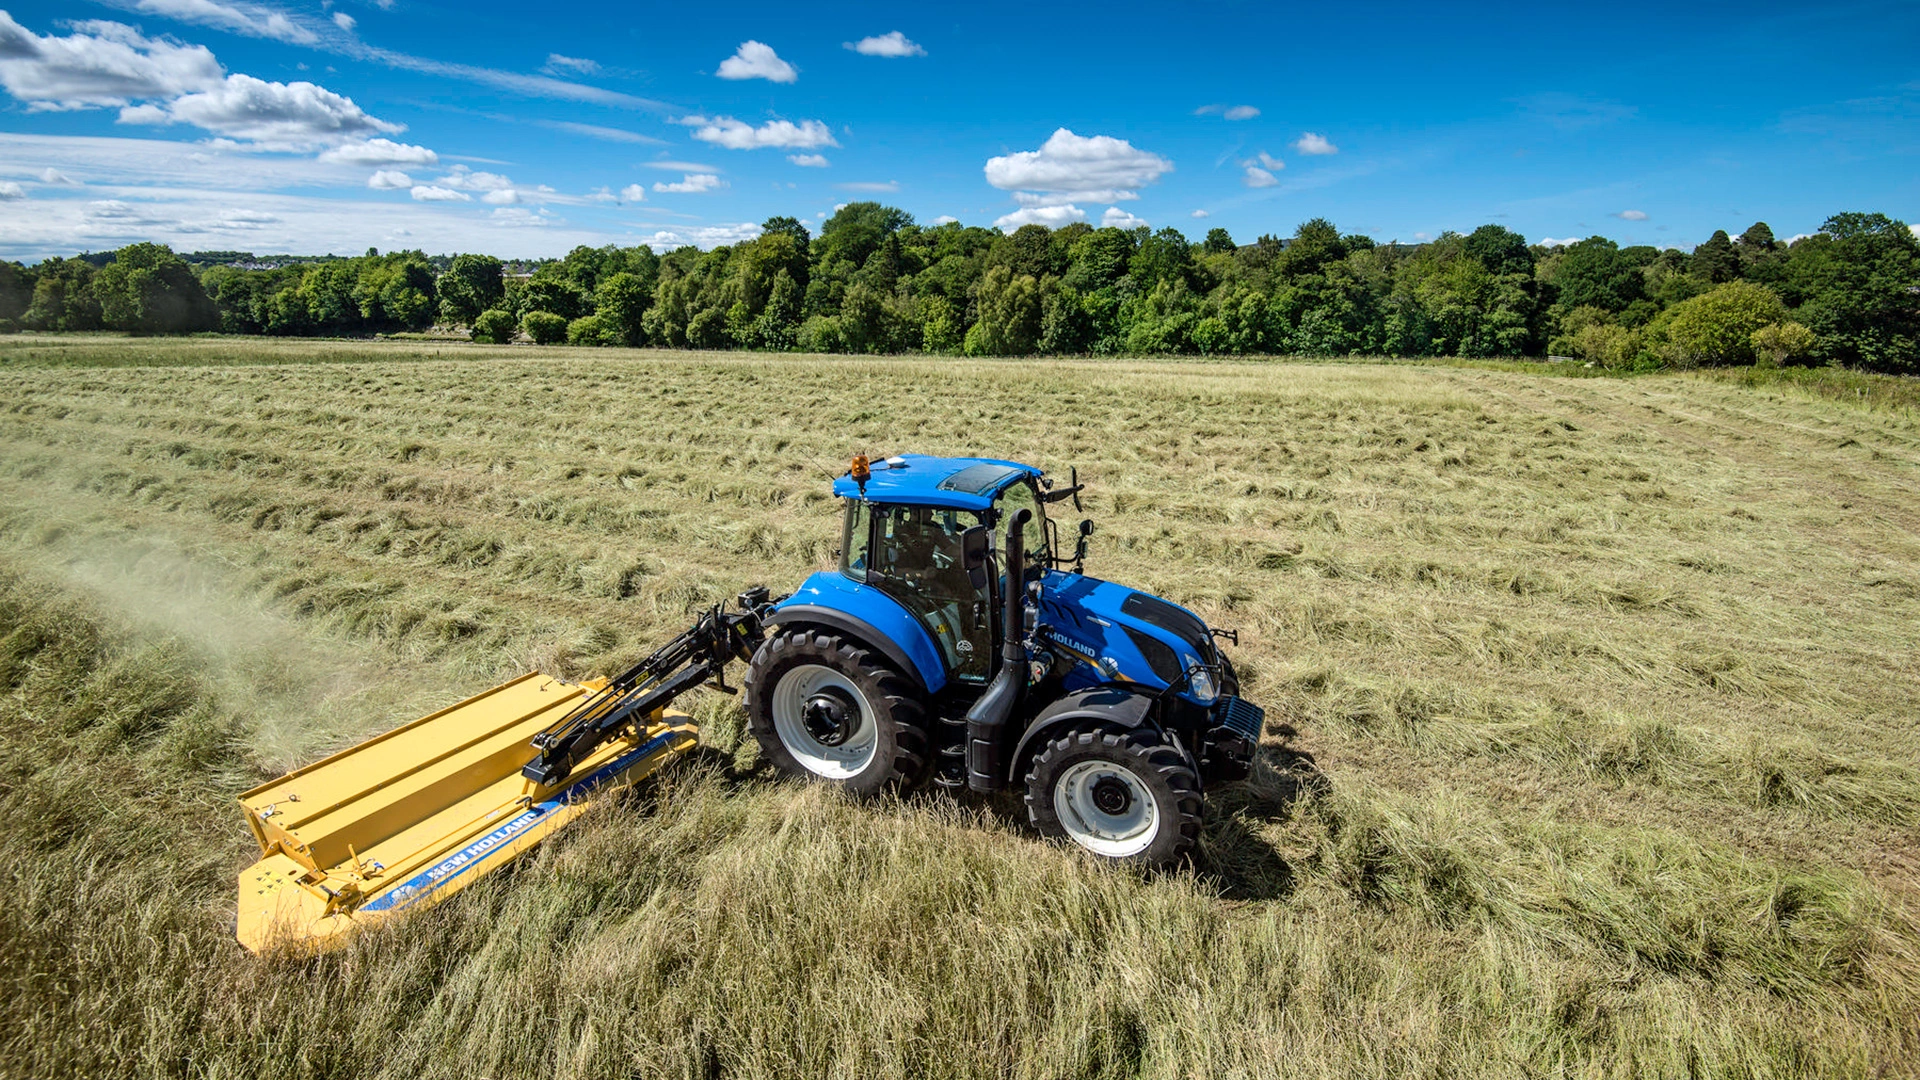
[{"x1": 0, "y1": 335, "x2": 1916, "y2": 1078}]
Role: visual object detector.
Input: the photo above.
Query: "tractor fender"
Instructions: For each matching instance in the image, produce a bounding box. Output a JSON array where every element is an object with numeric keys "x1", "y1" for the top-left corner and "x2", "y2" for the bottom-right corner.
[
  {"x1": 764, "y1": 582, "x2": 947, "y2": 695},
  {"x1": 1007, "y1": 685, "x2": 1163, "y2": 784}
]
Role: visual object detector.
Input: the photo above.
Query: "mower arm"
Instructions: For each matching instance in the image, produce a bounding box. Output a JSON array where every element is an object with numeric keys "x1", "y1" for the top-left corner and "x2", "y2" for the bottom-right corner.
[{"x1": 521, "y1": 586, "x2": 776, "y2": 786}]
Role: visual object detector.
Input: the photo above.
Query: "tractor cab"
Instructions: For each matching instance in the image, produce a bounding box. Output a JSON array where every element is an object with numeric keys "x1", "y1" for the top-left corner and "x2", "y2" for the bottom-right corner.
[{"x1": 834, "y1": 456, "x2": 1051, "y2": 686}]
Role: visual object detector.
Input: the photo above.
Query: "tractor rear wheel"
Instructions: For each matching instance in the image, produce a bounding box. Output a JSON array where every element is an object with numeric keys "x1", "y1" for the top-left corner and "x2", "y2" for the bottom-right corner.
[
  {"x1": 745, "y1": 629, "x2": 929, "y2": 795},
  {"x1": 1024, "y1": 729, "x2": 1202, "y2": 867}
]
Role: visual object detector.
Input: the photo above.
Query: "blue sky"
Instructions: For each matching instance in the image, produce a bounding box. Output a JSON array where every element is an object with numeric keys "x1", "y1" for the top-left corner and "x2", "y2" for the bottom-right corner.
[{"x1": 0, "y1": 0, "x2": 1914, "y2": 259}]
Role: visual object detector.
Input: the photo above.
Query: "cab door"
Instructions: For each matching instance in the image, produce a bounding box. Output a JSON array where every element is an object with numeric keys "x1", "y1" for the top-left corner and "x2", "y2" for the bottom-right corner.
[{"x1": 857, "y1": 503, "x2": 996, "y2": 683}]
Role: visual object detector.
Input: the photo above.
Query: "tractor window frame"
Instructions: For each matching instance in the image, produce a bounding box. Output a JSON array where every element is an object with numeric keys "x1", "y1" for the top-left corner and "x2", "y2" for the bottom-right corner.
[
  {"x1": 840, "y1": 499, "x2": 873, "y2": 582},
  {"x1": 994, "y1": 478, "x2": 1050, "y2": 570}
]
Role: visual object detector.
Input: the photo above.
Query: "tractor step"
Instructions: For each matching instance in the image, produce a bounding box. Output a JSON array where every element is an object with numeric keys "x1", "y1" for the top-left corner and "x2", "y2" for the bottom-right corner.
[{"x1": 234, "y1": 672, "x2": 698, "y2": 954}]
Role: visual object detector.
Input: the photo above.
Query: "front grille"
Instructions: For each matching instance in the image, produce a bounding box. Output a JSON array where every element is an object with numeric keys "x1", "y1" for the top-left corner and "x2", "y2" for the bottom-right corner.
[{"x1": 1214, "y1": 696, "x2": 1265, "y2": 741}]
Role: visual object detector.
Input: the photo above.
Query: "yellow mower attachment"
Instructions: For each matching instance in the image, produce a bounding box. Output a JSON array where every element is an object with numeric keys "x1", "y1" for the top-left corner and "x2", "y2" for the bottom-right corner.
[{"x1": 235, "y1": 671, "x2": 698, "y2": 954}]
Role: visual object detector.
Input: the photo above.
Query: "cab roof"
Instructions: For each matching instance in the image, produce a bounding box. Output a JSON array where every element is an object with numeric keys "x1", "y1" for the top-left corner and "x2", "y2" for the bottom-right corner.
[{"x1": 832, "y1": 453, "x2": 1043, "y2": 511}]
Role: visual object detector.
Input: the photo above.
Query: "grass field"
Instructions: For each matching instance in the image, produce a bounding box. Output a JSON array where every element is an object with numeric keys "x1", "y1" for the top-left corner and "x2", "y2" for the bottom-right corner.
[{"x1": 1, "y1": 334, "x2": 1917, "y2": 1079}]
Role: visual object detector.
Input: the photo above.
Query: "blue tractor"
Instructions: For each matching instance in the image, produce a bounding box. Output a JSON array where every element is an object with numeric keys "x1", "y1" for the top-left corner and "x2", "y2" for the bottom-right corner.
[
  {"x1": 731, "y1": 453, "x2": 1265, "y2": 865},
  {"x1": 232, "y1": 453, "x2": 1268, "y2": 950}
]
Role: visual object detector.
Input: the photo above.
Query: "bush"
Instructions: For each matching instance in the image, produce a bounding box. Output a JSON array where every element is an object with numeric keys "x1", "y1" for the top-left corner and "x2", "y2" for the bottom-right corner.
[
  {"x1": 521, "y1": 310, "x2": 567, "y2": 345},
  {"x1": 796, "y1": 314, "x2": 845, "y2": 353},
  {"x1": 566, "y1": 314, "x2": 613, "y2": 346},
  {"x1": 470, "y1": 308, "x2": 518, "y2": 344},
  {"x1": 1750, "y1": 321, "x2": 1817, "y2": 368},
  {"x1": 1650, "y1": 281, "x2": 1785, "y2": 367}
]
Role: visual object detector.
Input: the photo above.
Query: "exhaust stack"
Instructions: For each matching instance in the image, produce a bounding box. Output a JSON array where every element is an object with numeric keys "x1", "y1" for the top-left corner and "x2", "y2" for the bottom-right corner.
[{"x1": 965, "y1": 508, "x2": 1030, "y2": 791}]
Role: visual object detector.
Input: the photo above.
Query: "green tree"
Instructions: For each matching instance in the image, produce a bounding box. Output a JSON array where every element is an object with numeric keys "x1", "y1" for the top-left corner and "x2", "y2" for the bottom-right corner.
[
  {"x1": 23, "y1": 258, "x2": 103, "y2": 331},
  {"x1": 1650, "y1": 280, "x2": 1786, "y2": 366},
  {"x1": 92, "y1": 243, "x2": 217, "y2": 334},
  {"x1": 1692, "y1": 230, "x2": 1740, "y2": 284},
  {"x1": 1548, "y1": 237, "x2": 1648, "y2": 313},
  {"x1": 595, "y1": 271, "x2": 652, "y2": 346},
  {"x1": 1462, "y1": 224, "x2": 1534, "y2": 277},
  {"x1": 761, "y1": 215, "x2": 811, "y2": 247},
  {"x1": 438, "y1": 254, "x2": 504, "y2": 325},
  {"x1": 1202, "y1": 228, "x2": 1236, "y2": 255},
  {"x1": 1782, "y1": 212, "x2": 1920, "y2": 372},
  {"x1": 966, "y1": 265, "x2": 1041, "y2": 355},
  {"x1": 0, "y1": 261, "x2": 30, "y2": 330}
]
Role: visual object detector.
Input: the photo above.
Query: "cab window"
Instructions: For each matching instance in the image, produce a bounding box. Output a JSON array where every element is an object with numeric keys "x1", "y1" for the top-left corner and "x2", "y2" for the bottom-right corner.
[
  {"x1": 995, "y1": 479, "x2": 1049, "y2": 568},
  {"x1": 840, "y1": 500, "x2": 872, "y2": 582}
]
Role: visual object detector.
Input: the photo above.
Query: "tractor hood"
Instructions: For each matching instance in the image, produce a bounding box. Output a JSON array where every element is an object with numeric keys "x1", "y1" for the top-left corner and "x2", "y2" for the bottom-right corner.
[{"x1": 1036, "y1": 570, "x2": 1220, "y2": 700}]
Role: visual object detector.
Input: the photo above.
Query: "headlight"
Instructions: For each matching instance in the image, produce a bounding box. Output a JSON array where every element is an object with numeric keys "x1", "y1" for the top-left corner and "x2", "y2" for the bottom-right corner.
[{"x1": 1185, "y1": 662, "x2": 1218, "y2": 705}]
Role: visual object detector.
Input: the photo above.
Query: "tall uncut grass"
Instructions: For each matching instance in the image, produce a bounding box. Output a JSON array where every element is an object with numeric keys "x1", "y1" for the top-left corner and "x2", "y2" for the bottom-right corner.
[{"x1": 0, "y1": 335, "x2": 1916, "y2": 1078}]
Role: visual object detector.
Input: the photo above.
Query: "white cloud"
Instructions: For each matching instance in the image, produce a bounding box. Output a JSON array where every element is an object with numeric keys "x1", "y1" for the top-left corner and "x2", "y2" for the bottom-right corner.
[
  {"x1": 128, "y1": 0, "x2": 320, "y2": 46},
  {"x1": 846, "y1": 31, "x2": 925, "y2": 57},
  {"x1": 641, "y1": 223, "x2": 764, "y2": 250},
  {"x1": 332, "y1": 12, "x2": 355, "y2": 32},
  {"x1": 1615, "y1": 209, "x2": 1649, "y2": 221},
  {"x1": 482, "y1": 188, "x2": 517, "y2": 205},
  {"x1": 1292, "y1": 132, "x2": 1338, "y2": 155},
  {"x1": 0, "y1": 141, "x2": 636, "y2": 257},
  {"x1": 643, "y1": 159, "x2": 723, "y2": 171},
  {"x1": 351, "y1": 43, "x2": 663, "y2": 110},
  {"x1": 118, "y1": 73, "x2": 403, "y2": 150},
  {"x1": 993, "y1": 204, "x2": 1086, "y2": 231},
  {"x1": 367, "y1": 169, "x2": 410, "y2": 189},
  {"x1": 1101, "y1": 206, "x2": 1148, "y2": 229},
  {"x1": 932, "y1": 214, "x2": 958, "y2": 225},
  {"x1": 410, "y1": 184, "x2": 469, "y2": 202},
  {"x1": 683, "y1": 115, "x2": 836, "y2": 150},
  {"x1": 491, "y1": 206, "x2": 555, "y2": 226},
  {"x1": 0, "y1": 181, "x2": 24, "y2": 200},
  {"x1": 0, "y1": 13, "x2": 223, "y2": 110},
  {"x1": 1534, "y1": 236, "x2": 1580, "y2": 247},
  {"x1": 1911, "y1": 224, "x2": 1920, "y2": 241},
  {"x1": 1253, "y1": 150, "x2": 1284, "y2": 170},
  {"x1": 619, "y1": 183, "x2": 645, "y2": 202},
  {"x1": 40, "y1": 167, "x2": 77, "y2": 184},
  {"x1": 1223, "y1": 105, "x2": 1259, "y2": 121},
  {"x1": 837, "y1": 180, "x2": 898, "y2": 192},
  {"x1": 318, "y1": 138, "x2": 437, "y2": 165},
  {"x1": 984, "y1": 129, "x2": 1172, "y2": 205},
  {"x1": 788, "y1": 153, "x2": 829, "y2": 167},
  {"x1": 434, "y1": 165, "x2": 513, "y2": 191},
  {"x1": 542, "y1": 53, "x2": 599, "y2": 77},
  {"x1": 1190, "y1": 209, "x2": 1209, "y2": 219},
  {"x1": 543, "y1": 120, "x2": 661, "y2": 144},
  {"x1": 716, "y1": 40, "x2": 796, "y2": 83},
  {"x1": 1242, "y1": 166, "x2": 1278, "y2": 188},
  {"x1": 653, "y1": 172, "x2": 724, "y2": 193}
]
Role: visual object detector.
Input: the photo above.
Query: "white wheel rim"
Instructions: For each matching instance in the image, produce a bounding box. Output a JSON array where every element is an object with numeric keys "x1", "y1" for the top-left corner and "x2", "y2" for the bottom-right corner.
[
  {"x1": 771, "y1": 664, "x2": 879, "y2": 779},
  {"x1": 1053, "y1": 759, "x2": 1159, "y2": 857}
]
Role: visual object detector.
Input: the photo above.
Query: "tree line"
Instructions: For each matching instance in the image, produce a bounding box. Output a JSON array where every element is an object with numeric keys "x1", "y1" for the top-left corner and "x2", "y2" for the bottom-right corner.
[{"x1": 2, "y1": 206, "x2": 1915, "y2": 374}]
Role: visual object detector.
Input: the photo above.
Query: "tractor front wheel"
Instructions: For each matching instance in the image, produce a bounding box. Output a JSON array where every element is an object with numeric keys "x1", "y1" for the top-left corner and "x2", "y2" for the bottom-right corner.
[
  {"x1": 1024, "y1": 729, "x2": 1202, "y2": 867},
  {"x1": 745, "y1": 629, "x2": 929, "y2": 795}
]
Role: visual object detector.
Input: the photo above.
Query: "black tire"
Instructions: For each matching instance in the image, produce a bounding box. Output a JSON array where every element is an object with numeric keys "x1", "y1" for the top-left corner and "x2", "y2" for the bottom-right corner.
[
  {"x1": 744, "y1": 628, "x2": 929, "y2": 796},
  {"x1": 1024, "y1": 728, "x2": 1202, "y2": 868}
]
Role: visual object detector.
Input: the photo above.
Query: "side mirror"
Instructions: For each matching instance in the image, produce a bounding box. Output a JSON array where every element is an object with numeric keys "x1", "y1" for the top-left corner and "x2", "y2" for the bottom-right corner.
[
  {"x1": 1073, "y1": 519, "x2": 1094, "y2": 571},
  {"x1": 961, "y1": 525, "x2": 991, "y2": 589},
  {"x1": 1079, "y1": 519, "x2": 1095, "y2": 538}
]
